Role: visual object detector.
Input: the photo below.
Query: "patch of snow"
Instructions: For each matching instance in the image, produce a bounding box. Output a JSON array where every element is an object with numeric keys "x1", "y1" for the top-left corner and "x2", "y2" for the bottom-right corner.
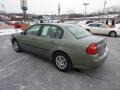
[{"x1": 0, "y1": 29, "x2": 22, "y2": 36}]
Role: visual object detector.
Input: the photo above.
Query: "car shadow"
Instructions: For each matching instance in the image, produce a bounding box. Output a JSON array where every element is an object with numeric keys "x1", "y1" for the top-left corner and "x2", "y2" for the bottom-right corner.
[
  {"x1": 16, "y1": 49, "x2": 110, "y2": 79},
  {"x1": 94, "y1": 34, "x2": 120, "y2": 38}
]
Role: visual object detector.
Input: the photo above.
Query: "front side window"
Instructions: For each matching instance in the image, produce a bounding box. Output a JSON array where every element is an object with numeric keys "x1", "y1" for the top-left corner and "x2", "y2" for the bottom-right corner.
[
  {"x1": 26, "y1": 25, "x2": 41, "y2": 36},
  {"x1": 88, "y1": 24, "x2": 97, "y2": 27}
]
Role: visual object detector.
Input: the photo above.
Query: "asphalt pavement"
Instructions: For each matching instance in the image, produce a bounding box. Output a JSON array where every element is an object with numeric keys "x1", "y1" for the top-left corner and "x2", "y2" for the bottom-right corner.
[{"x1": 0, "y1": 35, "x2": 120, "y2": 90}]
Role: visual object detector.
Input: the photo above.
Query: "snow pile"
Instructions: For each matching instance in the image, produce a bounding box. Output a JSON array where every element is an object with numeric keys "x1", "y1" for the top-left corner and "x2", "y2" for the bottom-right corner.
[{"x1": 0, "y1": 29, "x2": 22, "y2": 36}]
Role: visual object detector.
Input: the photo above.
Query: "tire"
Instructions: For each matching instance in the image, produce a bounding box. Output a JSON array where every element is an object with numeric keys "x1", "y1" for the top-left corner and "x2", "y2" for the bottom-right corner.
[
  {"x1": 109, "y1": 31, "x2": 117, "y2": 37},
  {"x1": 53, "y1": 52, "x2": 72, "y2": 72},
  {"x1": 12, "y1": 39, "x2": 23, "y2": 52}
]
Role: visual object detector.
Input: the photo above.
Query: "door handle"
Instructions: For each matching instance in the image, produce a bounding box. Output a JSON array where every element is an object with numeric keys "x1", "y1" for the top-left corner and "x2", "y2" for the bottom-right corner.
[
  {"x1": 51, "y1": 40, "x2": 57, "y2": 44},
  {"x1": 31, "y1": 38, "x2": 35, "y2": 40}
]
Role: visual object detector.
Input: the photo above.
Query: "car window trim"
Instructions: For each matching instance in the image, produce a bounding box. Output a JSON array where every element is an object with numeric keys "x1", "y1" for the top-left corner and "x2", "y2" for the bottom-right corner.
[
  {"x1": 37, "y1": 24, "x2": 44, "y2": 36},
  {"x1": 38, "y1": 24, "x2": 51, "y2": 37}
]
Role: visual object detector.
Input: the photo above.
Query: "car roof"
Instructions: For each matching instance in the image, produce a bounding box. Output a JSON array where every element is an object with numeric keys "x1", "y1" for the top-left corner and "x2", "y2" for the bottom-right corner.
[
  {"x1": 87, "y1": 23, "x2": 105, "y2": 25},
  {"x1": 34, "y1": 23, "x2": 76, "y2": 27}
]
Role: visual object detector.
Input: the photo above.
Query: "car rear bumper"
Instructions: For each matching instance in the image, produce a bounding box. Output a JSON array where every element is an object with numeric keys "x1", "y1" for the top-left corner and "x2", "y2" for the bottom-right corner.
[
  {"x1": 73, "y1": 47, "x2": 108, "y2": 70},
  {"x1": 116, "y1": 31, "x2": 120, "y2": 36}
]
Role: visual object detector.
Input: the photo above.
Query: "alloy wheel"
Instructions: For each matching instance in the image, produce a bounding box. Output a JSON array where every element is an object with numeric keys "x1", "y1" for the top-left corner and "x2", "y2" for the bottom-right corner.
[
  {"x1": 55, "y1": 55, "x2": 67, "y2": 70},
  {"x1": 13, "y1": 41, "x2": 19, "y2": 51},
  {"x1": 110, "y1": 32, "x2": 116, "y2": 37}
]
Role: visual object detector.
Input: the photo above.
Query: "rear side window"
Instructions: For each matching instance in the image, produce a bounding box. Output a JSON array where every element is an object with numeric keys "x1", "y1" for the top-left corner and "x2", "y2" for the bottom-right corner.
[
  {"x1": 48, "y1": 26, "x2": 57, "y2": 38},
  {"x1": 26, "y1": 25, "x2": 41, "y2": 36},
  {"x1": 97, "y1": 24, "x2": 103, "y2": 27},
  {"x1": 97, "y1": 24, "x2": 107, "y2": 28},
  {"x1": 65, "y1": 25, "x2": 91, "y2": 39},
  {"x1": 55, "y1": 28, "x2": 63, "y2": 39}
]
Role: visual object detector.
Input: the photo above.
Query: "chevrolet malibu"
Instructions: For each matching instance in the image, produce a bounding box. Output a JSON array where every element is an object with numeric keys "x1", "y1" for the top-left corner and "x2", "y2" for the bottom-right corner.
[{"x1": 11, "y1": 23, "x2": 108, "y2": 72}]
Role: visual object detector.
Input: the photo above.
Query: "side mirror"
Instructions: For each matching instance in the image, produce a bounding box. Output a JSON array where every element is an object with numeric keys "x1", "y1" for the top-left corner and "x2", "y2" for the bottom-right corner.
[{"x1": 21, "y1": 32, "x2": 26, "y2": 35}]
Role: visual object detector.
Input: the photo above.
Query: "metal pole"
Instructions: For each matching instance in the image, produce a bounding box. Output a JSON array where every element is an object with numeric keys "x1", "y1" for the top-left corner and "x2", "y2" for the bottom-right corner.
[
  {"x1": 23, "y1": 10, "x2": 26, "y2": 22},
  {"x1": 85, "y1": 5, "x2": 86, "y2": 15},
  {"x1": 1, "y1": 4, "x2": 5, "y2": 22},
  {"x1": 58, "y1": 3, "x2": 60, "y2": 21},
  {"x1": 83, "y1": 3, "x2": 89, "y2": 19},
  {"x1": 20, "y1": 0, "x2": 28, "y2": 22},
  {"x1": 103, "y1": 0, "x2": 107, "y2": 14}
]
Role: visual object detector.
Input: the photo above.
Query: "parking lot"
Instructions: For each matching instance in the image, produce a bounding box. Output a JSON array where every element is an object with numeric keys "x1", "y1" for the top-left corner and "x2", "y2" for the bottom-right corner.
[{"x1": 0, "y1": 35, "x2": 120, "y2": 90}]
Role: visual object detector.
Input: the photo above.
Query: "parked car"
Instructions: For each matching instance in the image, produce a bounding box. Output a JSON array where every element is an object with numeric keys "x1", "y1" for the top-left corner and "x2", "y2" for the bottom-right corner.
[
  {"x1": 64, "y1": 21, "x2": 77, "y2": 24},
  {"x1": 8, "y1": 21, "x2": 20, "y2": 26},
  {"x1": 115, "y1": 24, "x2": 120, "y2": 29},
  {"x1": 85, "y1": 20, "x2": 94, "y2": 24},
  {"x1": 77, "y1": 20, "x2": 95, "y2": 27},
  {"x1": 84, "y1": 23, "x2": 120, "y2": 37},
  {"x1": 11, "y1": 23, "x2": 108, "y2": 72},
  {"x1": 0, "y1": 21, "x2": 5, "y2": 26},
  {"x1": 49, "y1": 20, "x2": 60, "y2": 23}
]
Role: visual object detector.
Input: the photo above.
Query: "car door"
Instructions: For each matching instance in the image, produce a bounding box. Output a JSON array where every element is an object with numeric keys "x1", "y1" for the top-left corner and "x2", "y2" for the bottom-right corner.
[
  {"x1": 18, "y1": 25, "x2": 41, "y2": 51},
  {"x1": 87, "y1": 24, "x2": 99, "y2": 34},
  {"x1": 96, "y1": 24, "x2": 110, "y2": 35},
  {"x1": 32, "y1": 25, "x2": 63, "y2": 57}
]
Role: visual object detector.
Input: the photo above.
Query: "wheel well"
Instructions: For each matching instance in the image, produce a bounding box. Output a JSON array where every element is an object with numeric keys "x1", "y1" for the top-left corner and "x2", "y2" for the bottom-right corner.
[
  {"x1": 12, "y1": 38, "x2": 17, "y2": 43},
  {"x1": 110, "y1": 31, "x2": 116, "y2": 33},
  {"x1": 109, "y1": 31, "x2": 117, "y2": 36},
  {"x1": 52, "y1": 50, "x2": 71, "y2": 61},
  {"x1": 52, "y1": 50, "x2": 73, "y2": 66},
  {"x1": 86, "y1": 29, "x2": 90, "y2": 32}
]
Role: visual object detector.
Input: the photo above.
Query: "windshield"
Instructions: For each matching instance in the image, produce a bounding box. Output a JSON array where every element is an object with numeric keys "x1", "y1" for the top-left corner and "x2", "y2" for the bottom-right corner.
[{"x1": 64, "y1": 25, "x2": 91, "y2": 39}]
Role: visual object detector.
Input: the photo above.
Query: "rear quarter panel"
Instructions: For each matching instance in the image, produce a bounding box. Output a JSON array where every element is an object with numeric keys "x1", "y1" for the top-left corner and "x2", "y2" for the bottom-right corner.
[{"x1": 51, "y1": 35, "x2": 105, "y2": 68}]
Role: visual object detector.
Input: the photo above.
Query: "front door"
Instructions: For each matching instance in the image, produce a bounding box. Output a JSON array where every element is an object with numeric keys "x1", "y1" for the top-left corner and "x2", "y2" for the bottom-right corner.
[
  {"x1": 87, "y1": 24, "x2": 98, "y2": 34},
  {"x1": 18, "y1": 25, "x2": 41, "y2": 51}
]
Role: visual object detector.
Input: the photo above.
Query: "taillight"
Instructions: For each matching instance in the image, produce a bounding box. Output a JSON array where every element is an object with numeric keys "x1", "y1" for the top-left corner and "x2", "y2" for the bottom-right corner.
[{"x1": 86, "y1": 43, "x2": 97, "y2": 55}]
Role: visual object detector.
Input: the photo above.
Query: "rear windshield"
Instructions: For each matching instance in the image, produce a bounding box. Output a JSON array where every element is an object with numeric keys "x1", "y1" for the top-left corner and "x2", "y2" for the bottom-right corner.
[{"x1": 64, "y1": 25, "x2": 91, "y2": 39}]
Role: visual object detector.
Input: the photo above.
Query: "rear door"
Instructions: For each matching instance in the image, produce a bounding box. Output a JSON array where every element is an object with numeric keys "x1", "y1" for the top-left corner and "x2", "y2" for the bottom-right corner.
[
  {"x1": 96, "y1": 24, "x2": 109, "y2": 35},
  {"x1": 32, "y1": 25, "x2": 64, "y2": 56}
]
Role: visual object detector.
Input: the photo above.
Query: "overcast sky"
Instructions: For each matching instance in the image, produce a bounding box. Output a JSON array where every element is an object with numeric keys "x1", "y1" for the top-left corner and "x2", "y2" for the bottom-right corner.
[{"x1": 0, "y1": 0, "x2": 119, "y2": 15}]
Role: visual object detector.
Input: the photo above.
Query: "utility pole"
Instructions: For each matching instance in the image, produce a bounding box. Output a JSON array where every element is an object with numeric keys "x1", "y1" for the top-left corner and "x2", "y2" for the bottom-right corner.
[
  {"x1": 103, "y1": 0, "x2": 107, "y2": 14},
  {"x1": 20, "y1": 0, "x2": 28, "y2": 22},
  {"x1": 83, "y1": 3, "x2": 89, "y2": 19},
  {"x1": 58, "y1": 3, "x2": 61, "y2": 21},
  {"x1": 1, "y1": 4, "x2": 6, "y2": 22}
]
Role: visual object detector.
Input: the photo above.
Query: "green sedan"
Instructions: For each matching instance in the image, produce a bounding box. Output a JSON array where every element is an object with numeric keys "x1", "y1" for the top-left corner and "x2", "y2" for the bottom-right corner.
[{"x1": 11, "y1": 23, "x2": 108, "y2": 72}]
